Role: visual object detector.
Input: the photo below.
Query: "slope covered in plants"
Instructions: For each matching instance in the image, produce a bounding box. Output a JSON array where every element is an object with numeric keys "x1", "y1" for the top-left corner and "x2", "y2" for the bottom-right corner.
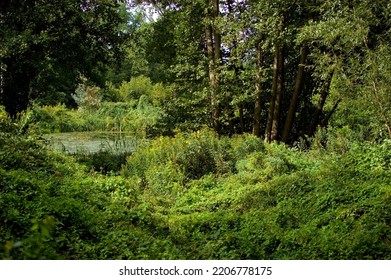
[{"x1": 1, "y1": 115, "x2": 390, "y2": 259}]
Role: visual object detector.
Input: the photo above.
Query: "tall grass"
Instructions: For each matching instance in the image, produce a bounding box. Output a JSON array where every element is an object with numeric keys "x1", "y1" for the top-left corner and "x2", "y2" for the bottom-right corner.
[{"x1": 31, "y1": 99, "x2": 162, "y2": 136}]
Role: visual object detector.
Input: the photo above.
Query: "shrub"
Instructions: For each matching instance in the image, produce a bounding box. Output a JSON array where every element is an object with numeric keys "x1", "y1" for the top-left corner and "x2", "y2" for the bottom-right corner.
[
  {"x1": 72, "y1": 83, "x2": 101, "y2": 112},
  {"x1": 121, "y1": 129, "x2": 235, "y2": 182},
  {"x1": 162, "y1": 138, "x2": 391, "y2": 259},
  {"x1": 73, "y1": 150, "x2": 130, "y2": 174},
  {"x1": 118, "y1": 75, "x2": 170, "y2": 105},
  {"x1": 0, "y1": 106, "x2": 15, "y2": 133},
  {"x1": 31, "y1": 104, "x2": 83, "y2": 133},
  {"x1": 30, "y1": 99, "x2": 164, "y2": 136}
]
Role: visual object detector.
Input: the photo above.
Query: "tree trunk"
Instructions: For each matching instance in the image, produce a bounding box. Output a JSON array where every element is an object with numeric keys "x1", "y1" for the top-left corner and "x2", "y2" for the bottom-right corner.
[
  {"x1": 265, "y1": 15, "x2": 284, "y2": 143},
  {"x1": 1, "y1": 61, "x2": 33, "y2": 117},
  {"x1": 205, "y1": 24, "x2": 220, "y2": 132},
  {"x1": 270, "y1": 43, "x2": 284, "y2": 141},
  {"x1": 281, "y1": 42, "x2": 309, "y2": 143},
  {"x1": 228, "y1": 109, "x2": 235, "y2": 136},
  {"x1": 265, "y1": 44, "x2": 279, "y2": 142},
  {"x1": 308, "y1": 71, "x2": 334, "y2": 137},
  {"x1": 0, "y1": 63, "x2": 4, "y2": 99},
  {"x1": 322, "y1": 98, "x2": 342, "y2": 128},
  {"x1": 239, "y1": 104, "x2": 245, "y2": 133},
  {"x1": 253, "y1": 39, "x2": 263, "y2": 137},
  {"x1": 205, "y1": 0, "x2": 221, "y2": 134},
  {"x1": 212, "y1": 0, "x2": 221, "y2": 65}
]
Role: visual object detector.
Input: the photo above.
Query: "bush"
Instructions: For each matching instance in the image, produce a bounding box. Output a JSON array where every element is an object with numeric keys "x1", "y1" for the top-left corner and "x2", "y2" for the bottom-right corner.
[
  {"x1": 117, "y1": 76, "x2": 170, "y2": 105},
  {"x1": 31, "y1": 104, "x2": 83, "y2": 133},
  {"x1": 30, "y1": 99, "x2": 164, "y2": 136},
  {"x1": 73, "y1": 150, "x2": 130, "y2": 174},
  {"x1": 162, "y1": 138, "x2": 391, "y2": 259},
  {"x1": 121, "y1": 129, "x2": 236, "y2": 182},
  {"x1": 72, "y1": 84, "x2": 101, "y2": 112},
  {"x1": 0, "y1": 120, "x2": 146, "y2": 259}
]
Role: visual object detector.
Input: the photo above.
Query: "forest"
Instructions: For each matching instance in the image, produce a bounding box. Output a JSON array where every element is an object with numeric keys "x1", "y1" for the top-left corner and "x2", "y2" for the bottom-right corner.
[{"x1": 1, "y1": 0, "x2": 391, "y2": 259}]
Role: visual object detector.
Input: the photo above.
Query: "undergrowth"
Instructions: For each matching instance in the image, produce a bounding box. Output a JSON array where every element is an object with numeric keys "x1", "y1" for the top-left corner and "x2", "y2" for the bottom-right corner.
[{"x1": 1, "y1": 110, "x2": 391, "y2": 259}]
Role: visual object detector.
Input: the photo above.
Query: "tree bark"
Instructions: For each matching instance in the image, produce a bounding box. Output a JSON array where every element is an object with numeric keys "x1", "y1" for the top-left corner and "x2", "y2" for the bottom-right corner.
[
  {"x1": 0, "y1": 63, "x2": 4, "y2": 105},
  {"x1": 270, "y1": 43, "x2": 284, "y2": 142},
  {"x1": 205, "y1": 0, "x2": 221, "y2": 134},
  {"x1": 281, "y1": 42, "x2": 309, "y2": 143},
  {"x1": 322, "y1": 98, "x2": 342, "y2": 128},
  {"x1": 239, "y1": 104, "x2": 245, "y2": 133},
  {"x1": 212, "y1": 0, "x2": 221, "y2": 65},
  {"x1": 265, "y1": 44, "x2": 279, "y2": 142},
  {"x1": 253, "y1": 39, "x2": 263, "y2": 137},
  {"x1": 228, "y1": 109, "x2": 235, "y2": 136},
  {"x1": 265, "y1": 15, "x2": 284, "y2": 143},
  {"x1": 307, "y1": 71, "x2": 334, "y2": 137}
]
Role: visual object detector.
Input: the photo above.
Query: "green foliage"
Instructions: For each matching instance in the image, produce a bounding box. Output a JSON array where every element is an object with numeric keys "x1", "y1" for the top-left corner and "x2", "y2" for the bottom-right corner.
[
  {"x1": 328, "y1": 43, "x2": 391, "y2": 141},
  {"x1": 117, "y1": 76, "x2": 169, "y2": 103},
  {"x1": 1, "y1": 114, "x2": 391, "y2": 259},
  {"x1": 121, "y1": 129, "x2": 239, "y2": 183},
  {"x1": 162, "y1": 136, "x2": 391, "y2": 259},
  {"x1": 31, "y1": 104, "x2": 83, "y2": 133},
  {"x1": 72, "y1": 84, "x2": 102, "y2": 112},
  {"x1": 1, "y1": 0, "x2": 391, "y2": 260},
  {"x1": 0, "y1": 0, "x2": 129, "y2": 115},
  {"x1": 73, "y1": 150, "x2": 130, "y2": 175},
  {"x1": 30, "y1": 99, "x2": 163, "y2": 137},
  {"x1": 0, "y1": 106, "x2": 15, "y2": 133},
  {"x1": 0, "y1": 123, "x2": 163, "y2": 259},
  {"x1": 28, "y1": 75, "x2": 174, "y2": 135}
]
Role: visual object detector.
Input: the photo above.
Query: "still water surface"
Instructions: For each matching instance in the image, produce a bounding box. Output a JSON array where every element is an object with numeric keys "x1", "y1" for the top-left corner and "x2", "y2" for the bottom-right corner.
[{"x1": 43, "y1": 132, "x2": 137, "y2": 154}]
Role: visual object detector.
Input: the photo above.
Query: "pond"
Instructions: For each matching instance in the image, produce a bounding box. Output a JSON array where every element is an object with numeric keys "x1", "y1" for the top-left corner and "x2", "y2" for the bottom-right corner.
[{"x1": 43, "y1": 132, "x2": 139, "y2": 154}]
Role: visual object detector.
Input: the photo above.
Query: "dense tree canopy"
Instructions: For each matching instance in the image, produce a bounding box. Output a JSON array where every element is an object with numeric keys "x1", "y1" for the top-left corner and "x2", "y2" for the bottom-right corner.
[
  {"x1": 0, "y1": 0, "x2": 390, "y2": 140},
  {"x1": 123, "y1": 0, "x2": 391, "y2": 142},
  {"x1": 0, "y1": 0, "x2": 129, "y2": 116}
]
